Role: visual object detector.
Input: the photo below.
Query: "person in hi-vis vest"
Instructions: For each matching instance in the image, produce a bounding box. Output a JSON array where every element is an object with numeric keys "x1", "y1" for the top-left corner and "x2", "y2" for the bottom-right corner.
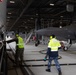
[
  {"x1": 44, "y1": 34, "x2": 62, "y2": 75},
  {"x1": 15, "y1": 34, "x2": 24, "y2": 65}
]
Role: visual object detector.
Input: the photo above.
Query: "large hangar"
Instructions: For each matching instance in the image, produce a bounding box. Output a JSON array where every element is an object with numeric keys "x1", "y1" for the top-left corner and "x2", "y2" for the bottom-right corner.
[
  {"x1": 0, "y1": 0, "x2": 76, "y2": 75},
  {"x1": 6, "y1": 0, "x2": 76, "y2": 31}
]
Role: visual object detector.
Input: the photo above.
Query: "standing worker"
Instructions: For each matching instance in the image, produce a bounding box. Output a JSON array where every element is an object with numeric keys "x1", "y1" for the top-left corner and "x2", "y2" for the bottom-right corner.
[
  {"x1": 15, "y1": 34, "x2": 24, "y2": 65},
  {"x1": 44, "y1": 34, "x2": 62, "y2": 75}
]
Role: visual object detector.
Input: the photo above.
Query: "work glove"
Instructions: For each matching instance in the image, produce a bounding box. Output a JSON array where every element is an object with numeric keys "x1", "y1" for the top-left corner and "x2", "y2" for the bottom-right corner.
[{"x1": 43, "y1": 58, "x2": 47, "y2": 61}]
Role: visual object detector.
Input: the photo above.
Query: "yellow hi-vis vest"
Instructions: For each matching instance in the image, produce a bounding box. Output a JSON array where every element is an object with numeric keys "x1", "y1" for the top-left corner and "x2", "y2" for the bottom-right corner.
[
  {"x1": 48, "y1": 38, "x2": 61, "y2": 51},
  {"x1": 17, "y1": 36, "x2": 24, "y2": 48}
]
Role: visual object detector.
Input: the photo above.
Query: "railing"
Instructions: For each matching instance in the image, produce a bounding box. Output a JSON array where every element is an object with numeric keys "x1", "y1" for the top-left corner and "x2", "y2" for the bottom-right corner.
[{"x1": 0, "y1": 41, "x2": 7, "y2": 75}]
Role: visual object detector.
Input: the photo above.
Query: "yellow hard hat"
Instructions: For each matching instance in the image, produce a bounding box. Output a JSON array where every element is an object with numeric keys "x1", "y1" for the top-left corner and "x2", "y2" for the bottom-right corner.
[
  {"x1": 50, "y1": 34, "x2": 56, "y2": 39},
  {"x1": 16, "y1": 34, "x2": 19, "y2": 36},
  {"x1": 50, "y1": 36, "x2": 52, "y2": 39}
]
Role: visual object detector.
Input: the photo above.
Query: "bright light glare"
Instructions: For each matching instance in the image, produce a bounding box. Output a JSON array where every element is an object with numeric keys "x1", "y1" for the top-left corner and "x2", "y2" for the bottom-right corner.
[
  {"x1": 50, "y1": 3, "x2": 54, "y2": 6},
  {"x1": 10, "y1": 1, "x2": 15, "y2": 3}
]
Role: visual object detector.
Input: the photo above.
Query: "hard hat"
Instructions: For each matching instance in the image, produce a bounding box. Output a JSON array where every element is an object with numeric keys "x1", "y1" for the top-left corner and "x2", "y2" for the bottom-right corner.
[
  {"x1": 16, "y1": 34, "x2": 19, "y2": 37},
  {"x1": 50, "y1": 36, "x2": 53, "y2": 39},
  {"x1": 50, "y1": 34, "x2": 56, "y2": 39}
]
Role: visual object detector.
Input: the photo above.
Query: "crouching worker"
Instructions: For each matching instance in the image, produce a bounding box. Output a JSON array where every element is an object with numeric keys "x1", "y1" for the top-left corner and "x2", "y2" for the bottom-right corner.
[
  {"x1": 44, "y1": 34, "x2": 62, "y2": 75},
  {"x1": 15, "y1": 34, "x2": 24, "y2": 65}
]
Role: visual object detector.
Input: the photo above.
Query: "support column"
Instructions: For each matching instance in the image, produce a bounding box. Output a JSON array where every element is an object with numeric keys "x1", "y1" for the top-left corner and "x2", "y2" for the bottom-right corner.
[
  {"x1": 0, "y1": 0, "x2": 7, "y2": 75},
  {"x1": 0, "y1": 0, "x2": 7, "y2": 33},
  {"x1": 35, "y1": 15, "x2": 41, "y2": 46}
]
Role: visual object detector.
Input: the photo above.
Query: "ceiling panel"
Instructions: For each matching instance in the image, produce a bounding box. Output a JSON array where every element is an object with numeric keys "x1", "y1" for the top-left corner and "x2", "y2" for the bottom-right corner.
[{"x1": 6, "y1": 0, "x2": 76, "y2": 32}]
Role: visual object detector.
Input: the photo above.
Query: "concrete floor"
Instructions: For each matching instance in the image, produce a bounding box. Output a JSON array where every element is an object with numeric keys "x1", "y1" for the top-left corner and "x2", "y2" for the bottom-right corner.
[
  {"x1": 23, "y1": 43, "x2": 76, "y2": 75},
  {"x1": 7, "y1": 51, "x2": 23, "y2": 75}
]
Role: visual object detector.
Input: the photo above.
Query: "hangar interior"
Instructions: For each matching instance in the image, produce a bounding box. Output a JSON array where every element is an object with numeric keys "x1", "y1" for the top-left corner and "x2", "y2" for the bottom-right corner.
[
  {"x1": 0, "y1": 0, "x2": 76, "y2": 75},
  {"x1": 7, "y1": 0, "x2": 76, "y2": 32}
]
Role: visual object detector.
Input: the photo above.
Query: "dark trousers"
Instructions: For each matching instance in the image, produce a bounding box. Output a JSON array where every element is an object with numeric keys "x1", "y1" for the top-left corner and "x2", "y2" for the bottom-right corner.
[
  {"x1": 47, "y1": 57, "x2": 61, "y2": 71},
  {"x1": 15, "y1": 48, "x2": 24, "y2": 64}
]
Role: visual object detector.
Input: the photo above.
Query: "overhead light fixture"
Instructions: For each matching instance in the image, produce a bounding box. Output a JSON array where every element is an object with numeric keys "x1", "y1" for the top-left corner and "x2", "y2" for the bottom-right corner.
[
  {"x1": 31, "y1": 17, "x2": 33, "y2": 19},
  {"x1": 50, "y1": 3, "x2": 54, "y2": 6},
  {"x1": 59, "y1": 26, "x2": 62, "y2": 28},
  {"x1": 60, "y1": 16, "x2": 63, "y2": 18},
  {"x1": 36, "y1": 13, "x2": 38, "y2": 15},
  {"x1": 7, "y1": 17, "x2": 10, "y2": 18},
  {"x1": 8, "y1": 12, "x2": 12, "y2": 14},
  {"x1": 10, "y1": 0, "x2": 15, "y2": 3}
]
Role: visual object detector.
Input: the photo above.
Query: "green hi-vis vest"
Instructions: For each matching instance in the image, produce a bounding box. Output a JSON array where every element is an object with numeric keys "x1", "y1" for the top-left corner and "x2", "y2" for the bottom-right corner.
[
  {"x1": 48, "y1": 38, "x2": 61, "y2": 51},
  {"x1": 17, "y1": 36, "x2": 24, "y2": 48}
]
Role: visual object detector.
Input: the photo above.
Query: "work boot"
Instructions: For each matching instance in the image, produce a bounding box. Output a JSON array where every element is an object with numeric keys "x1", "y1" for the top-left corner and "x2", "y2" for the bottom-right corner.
[
  {"x1": 46, "y1": 69, "x2": 51, "y2": 72},
  {"x1": 58, "y1": 70, "x2": 62, "y2": 75}
]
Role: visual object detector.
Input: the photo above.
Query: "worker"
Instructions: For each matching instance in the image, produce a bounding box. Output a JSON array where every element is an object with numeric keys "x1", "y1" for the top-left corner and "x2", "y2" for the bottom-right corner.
[
  {"x1": 44, "y1": 34, "x2": 62, "y2": 75},
  {"x1": 15, "y1": 34, "x2": 24, "y2": 65}
]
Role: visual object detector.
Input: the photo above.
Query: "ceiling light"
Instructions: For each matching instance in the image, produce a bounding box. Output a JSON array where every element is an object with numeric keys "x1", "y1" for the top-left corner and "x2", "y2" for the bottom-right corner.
[
  {"x1": 31, "y1": 17, "x2": 33, "y2": 19},
  {"x1": 50, "y1": 3, "x2": 54, "y2": 6},
  {"x1": 8, "y1": 12, "x2": 12, "y2": 14},
  {"x1": 10, "y1": 1, "x2": 15, "y2": 3},
  {"x1": 60, "y1": 16, "x2": 63, "y2": 18},
  {"x1": 59, "y1": 26, "x2": 62, "y2": 28},
  {"x1": 36, "y1": 13, "x2": 38, "y2": 15},
  {"x1": 7, "y1": 17, "x2": 10, "y2": 18}
]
